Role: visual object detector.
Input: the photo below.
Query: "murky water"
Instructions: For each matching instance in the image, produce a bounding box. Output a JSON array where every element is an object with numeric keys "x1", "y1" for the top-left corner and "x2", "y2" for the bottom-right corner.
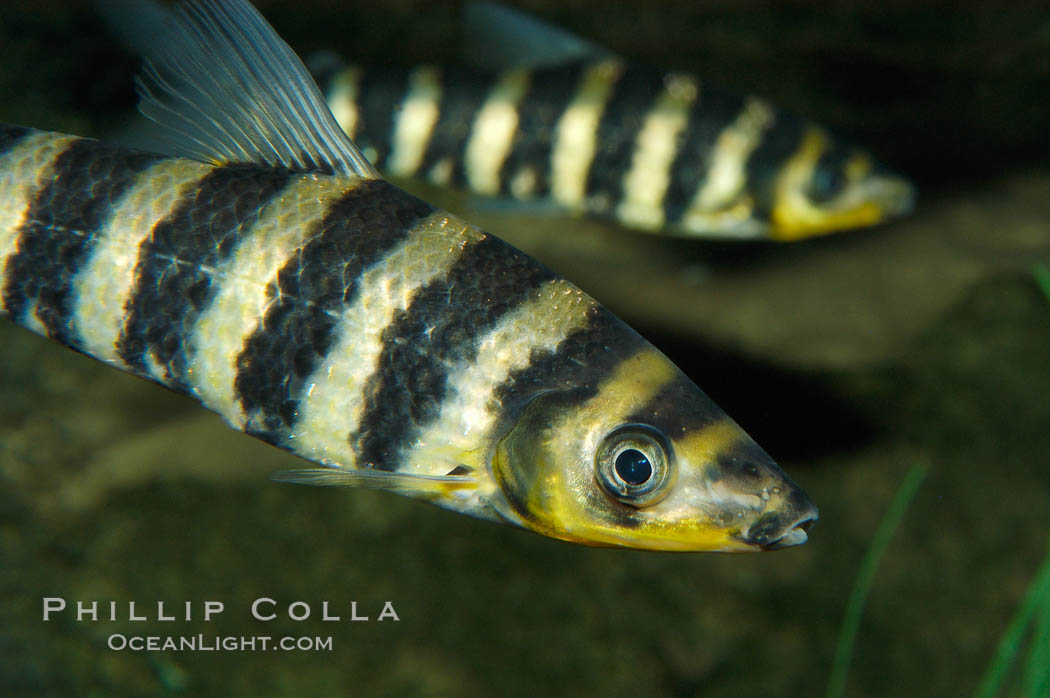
[{"x1": 2, "y1": 2, "x2": 1049, "y2": 696}]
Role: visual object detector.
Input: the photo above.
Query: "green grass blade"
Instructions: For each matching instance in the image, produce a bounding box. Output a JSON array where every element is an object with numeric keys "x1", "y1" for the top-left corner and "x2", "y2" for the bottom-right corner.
[
  {"x1": 974, "y1": 531, "x2": 1050, "y2": 698},
  {"x1": 1034, "y1": 265, "x2": 1050, "y2": 305},
  {"x1": 826, "y1": 463, "x2": 928, "y2": 698},
  {"x1": 1022, "y1": 579, "x2": 1050, "y2": 698}
]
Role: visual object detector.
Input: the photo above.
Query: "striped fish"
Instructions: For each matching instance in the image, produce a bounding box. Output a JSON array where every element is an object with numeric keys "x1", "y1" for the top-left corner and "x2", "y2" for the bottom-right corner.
[
  {"x1": 0, "y1": 0, "x2": 817, "y2": 551},
  {"x1": 310, "y1": 2, "x2": 915, "y2": 242}
]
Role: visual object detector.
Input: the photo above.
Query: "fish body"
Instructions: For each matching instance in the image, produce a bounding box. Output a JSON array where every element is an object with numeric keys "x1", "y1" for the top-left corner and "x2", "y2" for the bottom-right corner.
[
  {"x1": 310, "y1": 4, "x2": 915, "y2": 241},
  {"x1": 0, "y1": 0, "x2": 817, "y2": 551}
]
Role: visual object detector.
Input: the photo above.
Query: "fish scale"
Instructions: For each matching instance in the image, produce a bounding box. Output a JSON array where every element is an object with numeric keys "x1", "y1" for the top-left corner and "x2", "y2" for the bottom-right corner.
[
  {"x1": 1, "y1": 140, "x2": 162, "y2": 347},
  {"x1": 233, "y1": 178, "x2": 435, "y2": 438},
  {"x1": 0, "y1": 126, "x2": 537, "y2": 474},
  {"x1": 118, "y1": 164, "x2": 295, "y2": 387},
  {"x1": 350, "y1": 233, "x2": 557, "y2": 471}
]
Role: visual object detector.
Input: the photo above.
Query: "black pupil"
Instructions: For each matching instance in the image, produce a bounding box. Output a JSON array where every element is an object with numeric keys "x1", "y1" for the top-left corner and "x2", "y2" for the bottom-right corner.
[
  {"x1": 811, "y1": 167, "x2": 844, "y2": 201},
  {"x1": 615, "y1": 449, "x2": 653, "y2": 486}
]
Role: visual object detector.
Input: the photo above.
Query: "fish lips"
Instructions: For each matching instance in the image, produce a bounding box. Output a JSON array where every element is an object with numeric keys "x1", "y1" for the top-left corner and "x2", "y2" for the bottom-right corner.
[{"x1": 740, "y1": 491, "x2": 820, "y2": 550}]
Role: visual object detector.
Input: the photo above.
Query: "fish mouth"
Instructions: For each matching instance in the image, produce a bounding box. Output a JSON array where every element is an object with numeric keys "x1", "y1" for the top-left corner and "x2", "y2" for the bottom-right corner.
[
  {"x1": 739, "y1": 496, "x2": 820, "y2": 550},
  {"x1": 865, "y1": 173, "x2": 917, "y2": 219},
  {"x1": 759, "y1": 515, "x2": 818, "y2": 550}
]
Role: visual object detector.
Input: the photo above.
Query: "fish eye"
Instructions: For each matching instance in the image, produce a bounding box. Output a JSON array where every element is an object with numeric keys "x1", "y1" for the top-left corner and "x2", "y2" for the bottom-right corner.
[
  {"x1": 595, "y1": 424, "x2": 673, "y2": 506},
  {"x1": 808, "y1": 166, "x2": 845, "y2": 203},
  {"x1": 615, "y1": 449, "x2": 652, "y2": 485}
]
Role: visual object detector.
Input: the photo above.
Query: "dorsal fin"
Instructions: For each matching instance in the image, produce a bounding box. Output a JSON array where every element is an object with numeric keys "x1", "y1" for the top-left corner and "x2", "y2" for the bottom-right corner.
[
  {"x1": 104, "y1": 0, "x2": 379, "y2": 178},
  {"x1": 464, "y1": 2, "x2": 608, "y2": 70}
]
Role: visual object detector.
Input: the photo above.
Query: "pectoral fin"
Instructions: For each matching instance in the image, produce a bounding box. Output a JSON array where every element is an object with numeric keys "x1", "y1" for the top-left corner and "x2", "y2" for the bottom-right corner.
[{"x1": 272, "y1": 466, "x2": 478, "y2": 496}]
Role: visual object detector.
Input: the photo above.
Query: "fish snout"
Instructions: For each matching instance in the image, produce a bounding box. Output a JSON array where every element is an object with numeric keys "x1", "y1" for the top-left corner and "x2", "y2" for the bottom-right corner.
[
  {"x1": 866, "y1": 164, "x2": 917, "y2": 219},
  {"x1": 741, "y1": 486, "x2": 819, "y2": 550},
  {"x1": 704, "y1": 438, "x2": 818, "y2": 550}
]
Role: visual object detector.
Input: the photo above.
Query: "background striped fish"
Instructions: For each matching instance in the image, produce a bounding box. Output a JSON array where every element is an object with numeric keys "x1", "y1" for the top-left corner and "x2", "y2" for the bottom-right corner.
[
  {"x1": 0, "y1": 0, "x2": 816, "y2": 551},
  {"x1": 308, "y1": 3, "x2": 915, "y2": 241}
]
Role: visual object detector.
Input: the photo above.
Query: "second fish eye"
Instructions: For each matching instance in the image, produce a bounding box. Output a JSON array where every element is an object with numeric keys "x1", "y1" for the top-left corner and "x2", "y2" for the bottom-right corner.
[{"x1": 809, "y1": 167, "x2": 845, "y2": 202}]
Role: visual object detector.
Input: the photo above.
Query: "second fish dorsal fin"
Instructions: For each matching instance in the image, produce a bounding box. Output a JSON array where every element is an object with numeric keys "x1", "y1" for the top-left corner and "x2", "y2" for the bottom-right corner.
[
  {"x1": 463, "y1": 2, "x2": 609, "y2": 70},
  {"x1": 127, "y1": 0, "x2": 380, "y2": 178}
]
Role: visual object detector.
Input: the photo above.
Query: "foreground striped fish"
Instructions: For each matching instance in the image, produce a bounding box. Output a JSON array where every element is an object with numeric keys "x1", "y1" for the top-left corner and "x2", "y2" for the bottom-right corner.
[
  {"x1": 311, "y1": 2, "x2": 915, "y2": 241},
  {"x1": 0, "y1": 0, "x2": 817, "y2": 551}
]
